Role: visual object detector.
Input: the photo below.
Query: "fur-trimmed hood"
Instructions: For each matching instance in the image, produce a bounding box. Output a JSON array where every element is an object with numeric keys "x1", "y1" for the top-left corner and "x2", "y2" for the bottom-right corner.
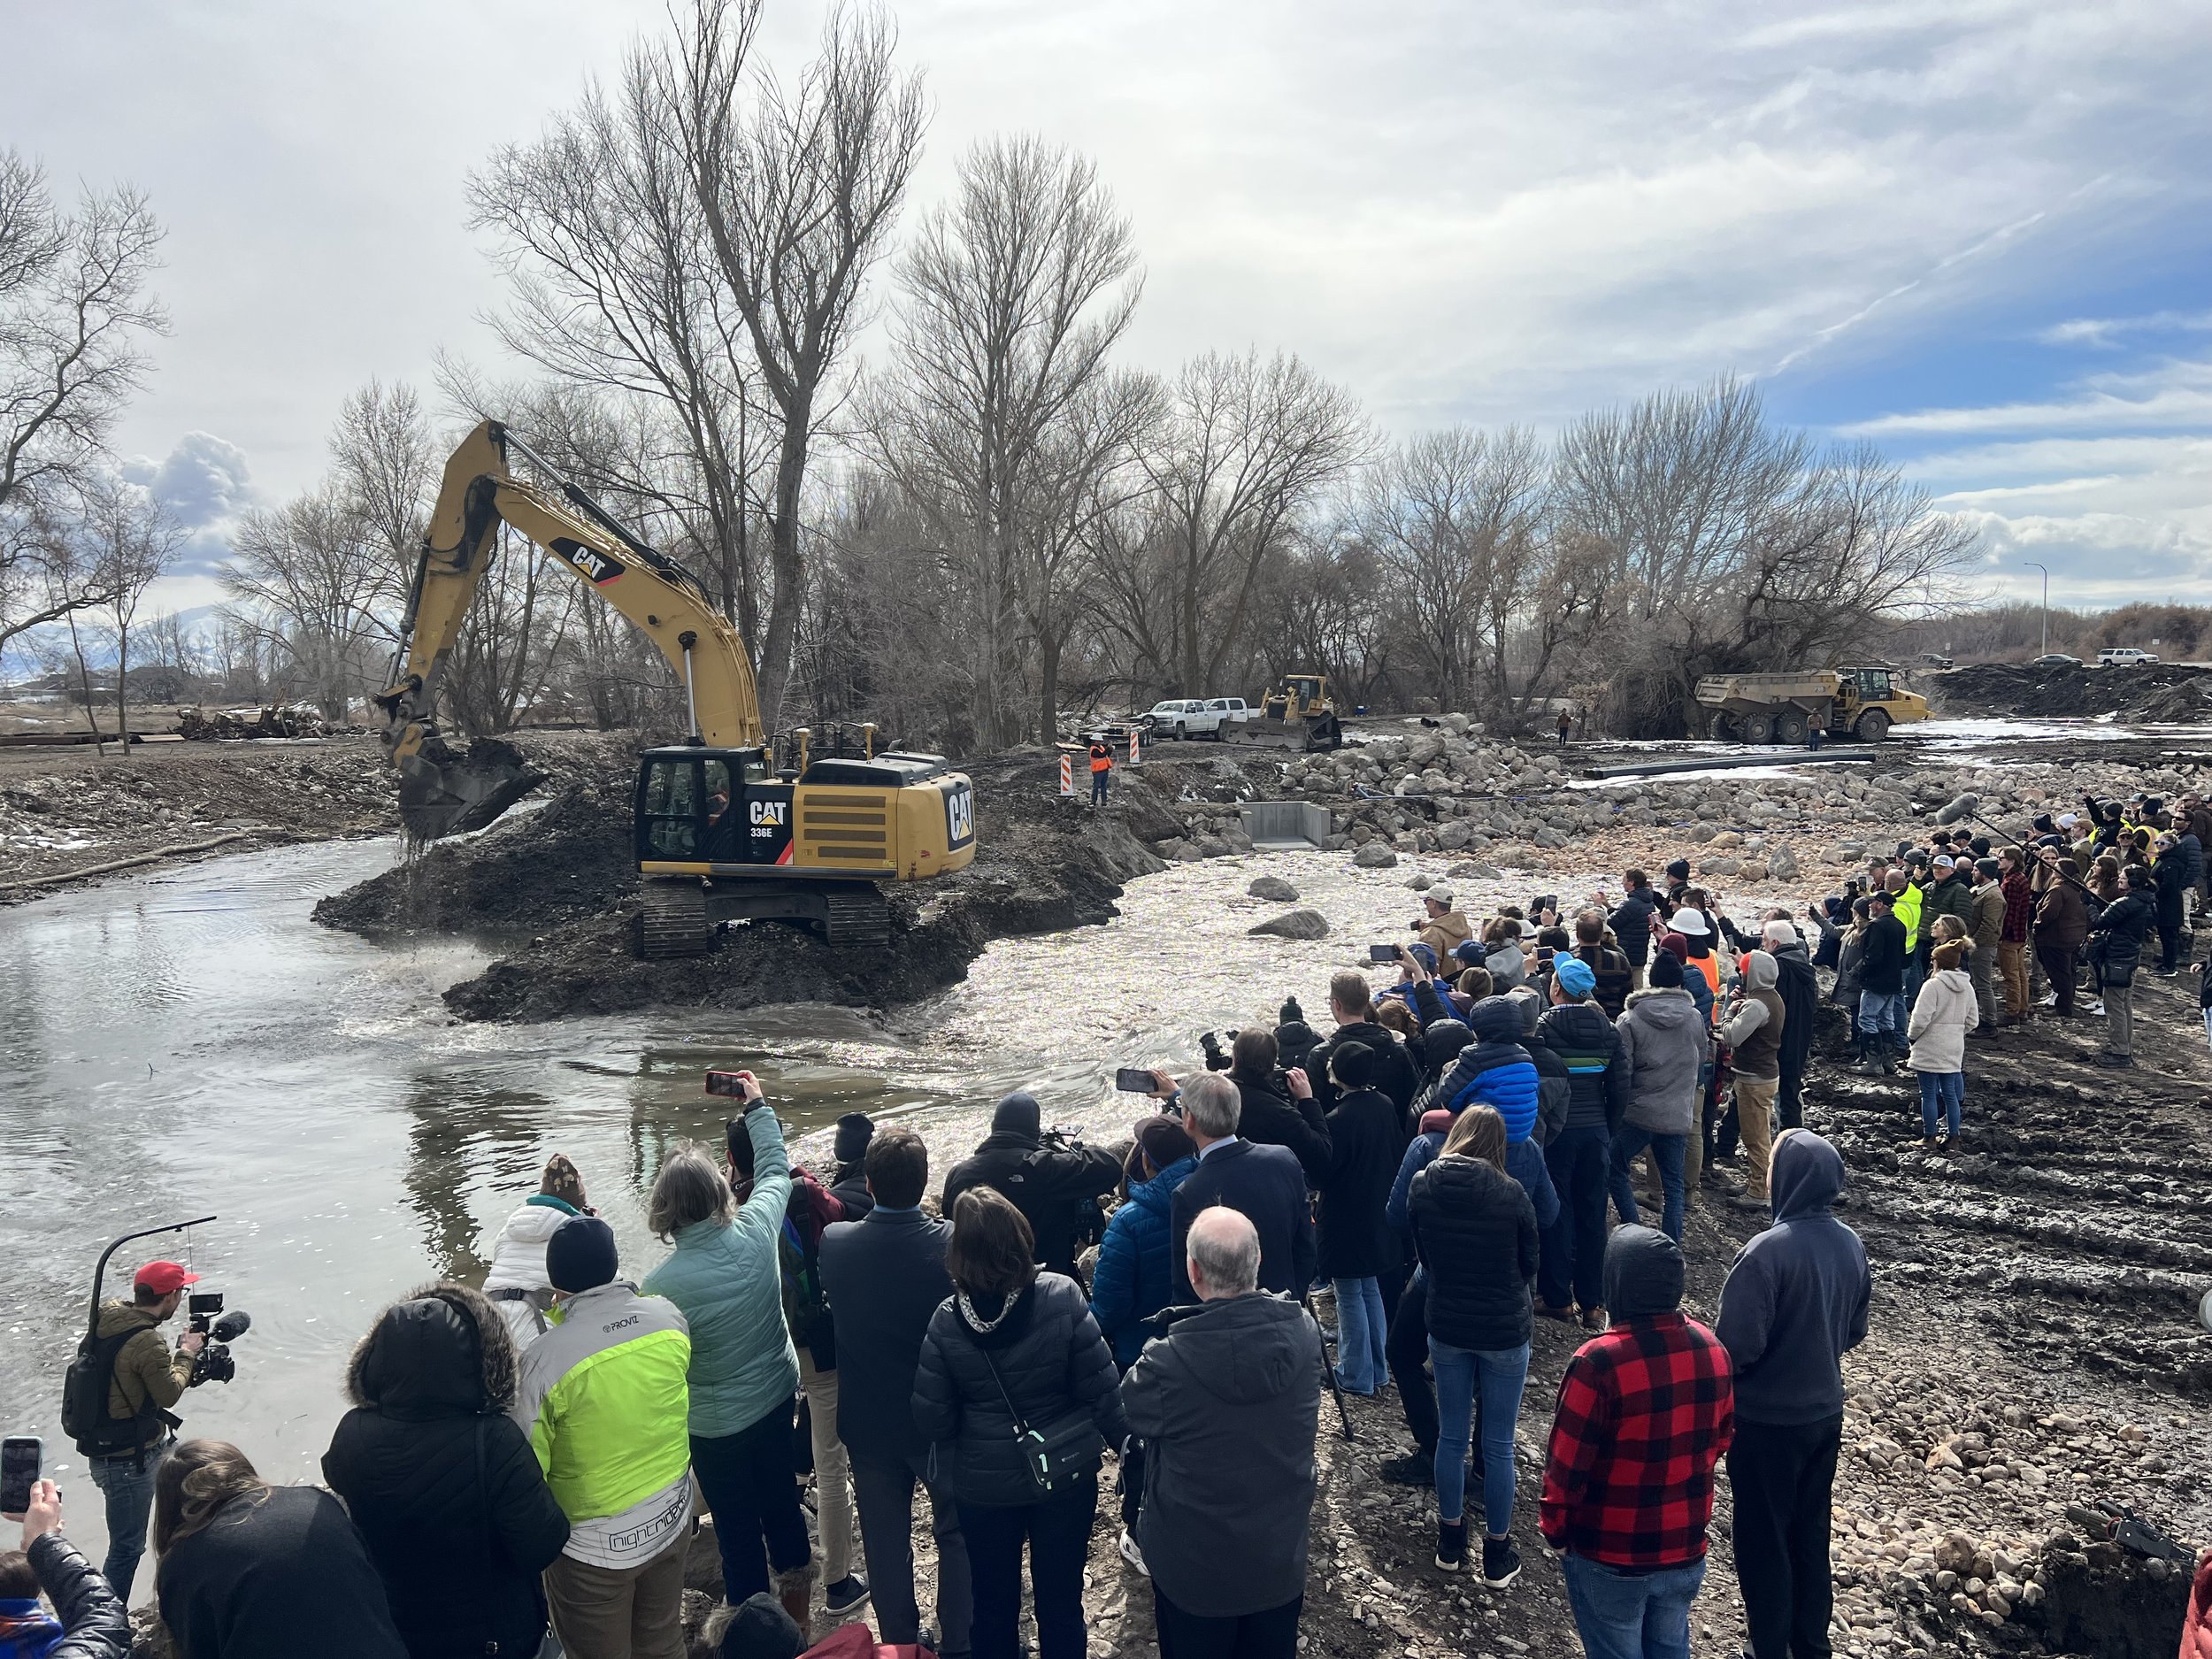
[{"x1": 344, "y1": 1282, "x2": 515, "y2": 1418}]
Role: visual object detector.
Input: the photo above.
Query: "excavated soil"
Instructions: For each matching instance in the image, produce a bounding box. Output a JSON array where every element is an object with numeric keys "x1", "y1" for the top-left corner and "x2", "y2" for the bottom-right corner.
[{"x1": 1934, "y1": 661, "x2": 2212, "y2": 722}]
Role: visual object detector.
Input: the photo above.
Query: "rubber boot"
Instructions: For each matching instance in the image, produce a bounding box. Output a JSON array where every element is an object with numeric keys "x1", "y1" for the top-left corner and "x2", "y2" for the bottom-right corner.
[{"x1": 1851, "y1": 1033, "x2": 1878, "y2": 1076}]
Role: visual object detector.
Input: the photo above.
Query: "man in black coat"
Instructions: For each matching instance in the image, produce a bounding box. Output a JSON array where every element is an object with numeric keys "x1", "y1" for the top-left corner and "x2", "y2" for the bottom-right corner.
[
  {"x1": 819, "y1": 1131, "x2": 972, "y2": 1656},
  {"x1": 1609, "y1": 869, "x2": 1661, "y2": 987},
  {"x1": 1763, "y1": 920, "x2": 1821, "y2": 1131},
  {"x1": 826, "y1": 1111, "x2": 876, "y2": 1220},
  {"x1": 1307, "y1": 970, "x2": 1420, "y2": 1118},
  {"x1": 1168, "y1": 1073, "x2": 1317, "y2": 1303},
  {"x1": 1124, "y1": 1207, "x2": 1323, "y2": 1658},
  {"x1": 1226, "y1": 1028, "x2": 1333, "y2": 1187},
  {"x1": 941, "y1": 1091, "x2": 1121, "y2": 1278}
]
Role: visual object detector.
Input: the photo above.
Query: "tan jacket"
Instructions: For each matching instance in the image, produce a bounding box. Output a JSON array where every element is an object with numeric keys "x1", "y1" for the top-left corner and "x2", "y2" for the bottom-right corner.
[
  {"x1": 1417, "y1": 909, "x2": 1474, "y2": 964},
  {"x1": 97, "y1": 1301, "x2": 193, "y2": 1421},
  {"x1": 1969, "y1": 881, "x2": 2006, "y2": 949}
]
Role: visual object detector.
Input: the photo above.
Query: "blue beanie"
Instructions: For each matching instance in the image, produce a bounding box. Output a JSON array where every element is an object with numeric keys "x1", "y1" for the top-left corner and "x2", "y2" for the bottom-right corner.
[
  {"x1": 1554, "y1": 956, "x2": 1597, "y2": 1000},
  {"x1": 546, "y1": 1214, "x2": 619, "y2": 1294}
]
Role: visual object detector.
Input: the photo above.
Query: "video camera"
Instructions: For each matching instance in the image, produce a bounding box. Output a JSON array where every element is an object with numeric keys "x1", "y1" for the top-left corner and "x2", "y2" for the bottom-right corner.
[
  {"x1": 186, "y1": 1292, "x2": 251, "y2": 1387},
  {"x1": 1198, "y1": 1031, "x2": 1236, "y2": 1071}
]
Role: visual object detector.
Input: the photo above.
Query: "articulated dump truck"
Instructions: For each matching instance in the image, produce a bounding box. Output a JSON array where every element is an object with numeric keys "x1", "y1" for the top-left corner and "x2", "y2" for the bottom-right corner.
[{"x1": 1694, "y1": 666, "x2": 1930, "y2": 745}]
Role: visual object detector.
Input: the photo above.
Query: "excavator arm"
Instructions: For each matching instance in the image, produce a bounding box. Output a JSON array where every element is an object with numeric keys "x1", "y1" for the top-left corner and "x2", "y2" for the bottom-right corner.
[{"x1": 374, "y1": 420, "x2": 763, "y2": 839}]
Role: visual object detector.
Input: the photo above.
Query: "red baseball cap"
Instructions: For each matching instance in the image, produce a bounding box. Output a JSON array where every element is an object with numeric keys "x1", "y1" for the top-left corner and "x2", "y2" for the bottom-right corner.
[{"x1": 134, "y1": 1262, "x2": 201, "y2": 1295}]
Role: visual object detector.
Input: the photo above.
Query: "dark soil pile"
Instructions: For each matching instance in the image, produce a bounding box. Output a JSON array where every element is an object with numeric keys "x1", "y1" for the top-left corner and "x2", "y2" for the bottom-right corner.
[{"x1": 1935, "y1": 661, "x2": 2212, "y2": 720}]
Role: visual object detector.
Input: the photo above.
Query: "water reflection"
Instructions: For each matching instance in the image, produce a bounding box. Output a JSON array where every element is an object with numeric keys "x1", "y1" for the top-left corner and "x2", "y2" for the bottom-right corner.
[{"x1": 399, "y1": 1073, "x2": 557, "y2": 1281}]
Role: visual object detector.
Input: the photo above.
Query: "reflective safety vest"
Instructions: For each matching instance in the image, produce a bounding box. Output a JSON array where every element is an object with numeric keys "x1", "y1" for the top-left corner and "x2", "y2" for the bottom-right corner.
[{"x1": 1089, "y1": 744, "x2": 1111, "y2": 773}]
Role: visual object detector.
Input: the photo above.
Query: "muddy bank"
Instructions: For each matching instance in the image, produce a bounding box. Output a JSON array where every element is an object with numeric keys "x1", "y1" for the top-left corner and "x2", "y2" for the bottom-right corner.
[{"x1": 1934, "y1": 660, "x2": 2212, "y2": 722}]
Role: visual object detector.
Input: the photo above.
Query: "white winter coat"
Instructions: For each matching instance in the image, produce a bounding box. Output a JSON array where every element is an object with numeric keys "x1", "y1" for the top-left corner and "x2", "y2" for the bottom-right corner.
[
  {"x1": 480, "y1": 1198, "x2": 576, "y2": 1341},
  {"x1": 1906, "y1": 968, "x2": 1976, "y2": 1073}
]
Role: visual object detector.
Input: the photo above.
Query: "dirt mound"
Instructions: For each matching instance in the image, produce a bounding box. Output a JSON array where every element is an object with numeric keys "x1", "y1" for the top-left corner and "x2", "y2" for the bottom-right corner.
[
  {"x1": 1936, "y1": 660, "x2": 2212, "y2": 720},
  {"x1": 312, "y1": 781, "x2": 637, "y2": 937}
]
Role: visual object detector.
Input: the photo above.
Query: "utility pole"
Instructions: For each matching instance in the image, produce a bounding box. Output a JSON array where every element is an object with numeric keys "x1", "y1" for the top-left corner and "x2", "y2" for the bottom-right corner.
[{"x1": 2024, "y1": 562, "x2": 2049, "y2": 655}]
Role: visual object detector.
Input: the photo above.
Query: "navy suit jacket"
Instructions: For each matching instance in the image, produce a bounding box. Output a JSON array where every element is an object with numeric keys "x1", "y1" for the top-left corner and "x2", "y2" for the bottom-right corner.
[{"x1": 1168, "y1": 1139, "x2": 1316, "y2": 1304}]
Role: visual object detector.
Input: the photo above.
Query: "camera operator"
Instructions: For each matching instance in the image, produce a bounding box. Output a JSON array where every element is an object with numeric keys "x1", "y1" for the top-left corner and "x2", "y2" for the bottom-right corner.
[
  {"x1": 940, "y1": 1092, "x2": 1122, "y2": 1281},
  {"x1": 78, "y1": 1261, "x2": 206, "y2": 1601},
  {"x1": 1225, "y1": 1030, "x2": 1333, "y2": 1188}
]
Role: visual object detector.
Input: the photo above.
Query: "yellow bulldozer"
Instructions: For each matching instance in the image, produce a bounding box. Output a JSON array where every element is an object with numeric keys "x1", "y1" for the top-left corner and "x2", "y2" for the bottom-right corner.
[
  {"x1": 373, "y1": 421, "x2": 977, "y2": 957},
  {"x1": 1223, "y1": 672, "x2": 1345, "y2": 751}
]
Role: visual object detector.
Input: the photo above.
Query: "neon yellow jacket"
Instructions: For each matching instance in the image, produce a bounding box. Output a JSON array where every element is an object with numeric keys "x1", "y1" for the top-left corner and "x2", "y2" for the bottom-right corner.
[
  {"x1": 1893, "y1": 882, "x2": 1923, "y2": 953},
  {"x1": 511, "y1": 1280, "x2": 691, "y2": 1567}
]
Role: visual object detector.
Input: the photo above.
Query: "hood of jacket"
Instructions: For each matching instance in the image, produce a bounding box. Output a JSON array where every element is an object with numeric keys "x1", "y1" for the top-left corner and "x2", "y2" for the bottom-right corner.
[
  {"x1": 1127, "y1": 1156, "x2": 1196, "y2": 1216},
  {"x1": 1930, "y1": 966, "x2": 1971, "y2": 995},
  {"x1": 1742, "y1": 950, "x2": 1779, "y2": 993},
  {"x1": 1468, "y1": 997, "x2": 1524, "y2": 1045},
  {"x1": 1417, "y1": 1109, "x2": 1455, "y2": 1136},
  {"x1": 345, "y1": 1287, "x2": 510, "y2": 1417},
  {"x1": 1164, "y1": 1293, "x2": 1315, "y2": 1406},
  {"x1": 1420, "y1": 1019, "x2": 1472, "y2": 1076},
  {"x1": 1623, "y1": 986, "x2": 1697, "y2": 1028},
  {"x1": 1769, "y1": 1131, "x2": 1845, "y2": 1221},
  {"x1": 500, "y1": 1197, "x2": 578, "y2": 1248},
  {"x1": 1601, "y1": 1224, "x2": 1684, "y2": 1318}
]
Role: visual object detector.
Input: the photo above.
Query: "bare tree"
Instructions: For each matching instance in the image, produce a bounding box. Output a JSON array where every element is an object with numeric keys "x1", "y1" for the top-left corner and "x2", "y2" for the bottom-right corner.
[
  {"x1": 81, "y1": 479, "x2": 185, "y2": 745},
  {"x1": 222, "y1": 485, "x2": 397, "y2": 720},
  {"x1": 1144, "y1": 349, "x2": 1370, "y2": 691},
  {"x1": 0, "y1": 150, "x2": 166, "y2": 652},
  {"x1": 870, "y1": 136, "x2": 1144, "y2": 742},
  {"x1": 672, "y1": 0, "x2": 927, "y2": 729}
]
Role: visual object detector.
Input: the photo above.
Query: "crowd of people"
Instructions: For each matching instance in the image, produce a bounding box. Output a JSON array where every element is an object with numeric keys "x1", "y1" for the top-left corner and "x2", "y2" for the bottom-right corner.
[{"x1": 9, "y1": 788, "x2": 2206, "y2": 1659}]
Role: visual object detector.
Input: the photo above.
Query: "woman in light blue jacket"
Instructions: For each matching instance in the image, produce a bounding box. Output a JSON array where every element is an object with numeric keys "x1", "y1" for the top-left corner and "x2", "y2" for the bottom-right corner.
[{"x1": 641, "y1": 1079, "x2": 810, "y2": 1622}]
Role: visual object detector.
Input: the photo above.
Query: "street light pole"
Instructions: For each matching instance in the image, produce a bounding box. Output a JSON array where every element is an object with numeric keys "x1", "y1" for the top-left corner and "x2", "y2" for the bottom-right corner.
[{"x1": 2024, "y1": 562, "x2": 2049, "y2": 656}]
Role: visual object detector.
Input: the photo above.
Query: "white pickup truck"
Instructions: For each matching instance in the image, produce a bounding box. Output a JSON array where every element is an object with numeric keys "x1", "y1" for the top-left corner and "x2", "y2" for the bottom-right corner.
[{"x1": 1140, "y1": 697, "x2": 1249, "y2": 739}]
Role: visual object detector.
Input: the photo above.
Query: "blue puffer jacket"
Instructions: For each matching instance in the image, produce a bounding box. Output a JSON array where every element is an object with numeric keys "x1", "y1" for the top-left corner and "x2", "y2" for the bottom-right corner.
[
  {"x1": 1434, "y1": 999, "x2": 1540, "y2": 1142},
  {"x1": 1089, "y1": 1156, "x2": 1196, "y2": 1366}
]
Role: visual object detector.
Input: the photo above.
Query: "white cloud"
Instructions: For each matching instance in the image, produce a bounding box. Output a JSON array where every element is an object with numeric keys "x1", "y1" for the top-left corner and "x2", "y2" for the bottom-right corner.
[
  {"x1": 119, "y1": 432, "x2": 256, "y2": 577},
  {"x1": 1840, "y1": 359, "x2": 2212, "y2": 437},
  {"x1": 2035, "y1": 310, "x2": 2212, "y2": 348}
]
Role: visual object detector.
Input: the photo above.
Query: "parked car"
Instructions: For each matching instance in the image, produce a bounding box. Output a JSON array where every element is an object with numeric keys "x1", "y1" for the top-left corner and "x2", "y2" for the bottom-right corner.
[
  {"x1": 1916, "y1": 652, "x2": 1954, "y2": 670},
  {"x1": 1204, "y1": 696, "x2": 1249, "y2": 727},
  {"x1": 1141, "y1": 698, "x2": 1225, "y2": 739},
  {"x1": 2097, "y1": 647, "x2": 2161, "y2": 667},
  {"x1": 2031, "y1": 653, "x2": 2082, "y2": 668}
]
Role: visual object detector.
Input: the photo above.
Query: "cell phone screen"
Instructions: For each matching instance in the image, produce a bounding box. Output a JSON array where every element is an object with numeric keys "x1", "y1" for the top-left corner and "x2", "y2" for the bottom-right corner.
[
  {"x1": 1368, "y1": 944, "x2": 1401, "y2": 964},
  {"x1": 1114, "y1": 1067, "x2": 1156, "y2": 1094},
  {"x1": 704, "y1": 1070, "x2": 749, "y2": 1098},
  {"x1": 0, "y1": 1437, "x2": 39, "y2": 1518}
]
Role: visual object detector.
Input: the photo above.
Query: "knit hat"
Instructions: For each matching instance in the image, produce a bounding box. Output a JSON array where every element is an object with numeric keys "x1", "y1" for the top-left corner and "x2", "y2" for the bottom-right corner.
[
  {"x1": 1657, "y1": 930, "x2": 1689, "y2": 961},
  {"x1": 1279, "y1": 995, "x2": 1304, "y2": 1025},
  {"x1": 545, "y1": 1215, "x2": 619, "y2": 1294},
  {"x1": 991, "y1": 1092, "x2": 1041, "y2": 1138},
  {"x1": 1664, "y1": 858, "x2": 1691, "y2": 881},
  {"x1": 1975, "y1": 857, "x2": 2000, "y2": 879},
  {"x1": 1135, "y1": 1116, "x2": 1195, "y2": 1171},
  {"x1": 833, "y1": 1112, "x2": 875, "y2": 1164},
  {"x1": 1329, "y1": 1040, "x2": 1379, "y2": 1089},
  {"x1": 1648, "y1": 950, "x2": 1685, "y2": 988},
  {"x1": 1553, "y1": 956, "x2": 1596, "y2": 999},
  {"x1": 715, "y1": 1592, "x2": 806, "y2": 1659},
  {"x1": 1932, "y1": 941, "x2": 1964, "y2": 972}
]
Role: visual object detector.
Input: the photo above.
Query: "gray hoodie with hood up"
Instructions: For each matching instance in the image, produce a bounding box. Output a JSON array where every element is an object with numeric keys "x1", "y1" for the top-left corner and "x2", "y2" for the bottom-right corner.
[
  {"x1": 1714, "y1": 1132, "x2": 1870, "y2": 1426},
  {"x1": 1614, "y1": 987, "x2": 1707, "y2": 1137}
]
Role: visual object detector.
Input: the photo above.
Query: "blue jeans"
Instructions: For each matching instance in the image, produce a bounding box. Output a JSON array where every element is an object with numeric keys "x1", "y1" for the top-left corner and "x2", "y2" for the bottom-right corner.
[
  {"x1": 1916, "y1": 1071, "x2": 1963, "y2": 1137},
  {"x1": 1333, "y1": 1277, "x2": 1387, "y2": 1394},
  {"x1": 1430, "y1": 1339, "x2": 1528, "y2": 1536},
  {"x1": 1855, "y1": 989, "x2": 1907, "y2": 1041},
  {"x1": 1607, "y1": 1126, "x2": 1686, "y2": 1242},
  {"x1": 88, "y1": 1438, "x2": 172, "y2": 1601},
  {"x1": 1563, "y1": 1552, "x2": 1706, "y2": 1659}
]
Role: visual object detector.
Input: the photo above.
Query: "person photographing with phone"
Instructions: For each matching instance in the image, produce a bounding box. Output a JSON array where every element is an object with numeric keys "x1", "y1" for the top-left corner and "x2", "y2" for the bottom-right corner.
[
  {"x1": 1, "y1": 1477, "x2": 132, "y2": 1658},
  {"x1": 73, "y1": 1260, "x2": 206, "y2": 1601}
]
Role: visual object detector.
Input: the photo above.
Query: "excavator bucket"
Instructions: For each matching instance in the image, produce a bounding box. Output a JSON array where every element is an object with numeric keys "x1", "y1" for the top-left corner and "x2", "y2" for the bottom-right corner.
[{"x1": 396, "y1": 735, "x2": 547, "y2": 841}]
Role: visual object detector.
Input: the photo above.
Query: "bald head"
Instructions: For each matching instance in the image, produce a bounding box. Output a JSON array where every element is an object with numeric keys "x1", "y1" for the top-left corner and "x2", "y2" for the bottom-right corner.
[{"x1": 1187, "y1": 1205, "x2": 1261, "y2": 1301}]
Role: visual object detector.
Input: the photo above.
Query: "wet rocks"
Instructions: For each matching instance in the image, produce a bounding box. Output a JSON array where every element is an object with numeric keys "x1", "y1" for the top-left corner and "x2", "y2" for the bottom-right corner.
[
  {"x1": 1248, "y1": 908, "x2": 1331, "y2": 941},
  {"x1": 1354, "y1": 842, "x2": 1400, "y2": 868},
  {"x1": 1248, "y1": 874, "x2": 1301, "y2": 902}
]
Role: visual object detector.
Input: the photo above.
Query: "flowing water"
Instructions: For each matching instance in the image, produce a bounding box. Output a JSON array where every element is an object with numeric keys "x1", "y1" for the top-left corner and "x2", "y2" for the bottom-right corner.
[{"x1": 0, "y1": 833, "x2": 1581, "y2": 1580}]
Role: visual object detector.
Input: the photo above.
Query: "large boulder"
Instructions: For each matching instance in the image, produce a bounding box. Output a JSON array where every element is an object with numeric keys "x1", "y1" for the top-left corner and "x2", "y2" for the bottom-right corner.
[
  {"x1": 1766, "y1": 843, "x2": 1801, "y2": 880},
  {"x1": 1248, "y1": 908, "x2": 1331, "y2": 941},
  {"x1": 1354, "y1": 842, "x2": 1400, "y2": 869},
  {"x1": 1248, "y1": 874, "x2": 1301, "y2": 902}
]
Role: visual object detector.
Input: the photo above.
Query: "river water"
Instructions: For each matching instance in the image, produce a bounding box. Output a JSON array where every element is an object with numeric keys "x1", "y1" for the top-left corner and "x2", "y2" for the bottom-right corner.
[{"x1": 0, "y1": 832, "x2": 1575, "y2": 1582}]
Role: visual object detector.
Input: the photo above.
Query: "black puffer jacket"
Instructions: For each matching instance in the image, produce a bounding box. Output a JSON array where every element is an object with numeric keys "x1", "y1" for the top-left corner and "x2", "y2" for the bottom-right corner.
[
  {"x1": 321, "y1": 1290, "x2": 570, "y2": 1659},
  {"x1": 1532, "y1": 1001, "x2": 1630, "y2": 1133},
  {"x1": 2086, "y1": 889, "x2": 2155, "y2": 987},
  {"x1": 1315, "y1": 1086, "x2": 1408, "y2": 1279},
  {"x1": 1407, "y1": 1153, "x2": 1539, "y2": 1352},
  {"x1": 1609, "y1": 887, "x2": 1661, "y2": 968},
  {"x1": 25, "y1": 1532, "x2": 130, "y2": 1659},
  {"x1": 912, "y1": 1272, "x2": 1127, "y2": 1508}
]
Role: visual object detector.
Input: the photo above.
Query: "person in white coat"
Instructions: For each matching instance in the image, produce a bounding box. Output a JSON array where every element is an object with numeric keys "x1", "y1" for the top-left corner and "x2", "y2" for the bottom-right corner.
[
  {"x1": 1907, "y1": 941, "x2": 1976, "y2": 1150},
  {"x1": 481, "y1": 1153, "x2": 594, "y2": 1341}
]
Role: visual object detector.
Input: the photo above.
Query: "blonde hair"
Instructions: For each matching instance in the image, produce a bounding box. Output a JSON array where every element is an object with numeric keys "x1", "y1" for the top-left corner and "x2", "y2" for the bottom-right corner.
[
  {"x1": 1441, "y1": 1104, "x2": 1506, "y2": 1171},
  {"x1": 647, "y1": 1143, "x2": 734, "y2": 1239}
]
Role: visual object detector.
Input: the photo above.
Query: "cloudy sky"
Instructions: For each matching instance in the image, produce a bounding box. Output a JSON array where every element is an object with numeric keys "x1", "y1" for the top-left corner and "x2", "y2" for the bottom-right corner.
[{"x1": 12, "y1": 0, "x2": 2209, "y2": 617}]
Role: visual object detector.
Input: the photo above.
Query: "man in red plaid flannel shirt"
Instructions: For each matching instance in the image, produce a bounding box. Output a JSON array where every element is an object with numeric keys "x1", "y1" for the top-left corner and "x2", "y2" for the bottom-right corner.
[{"x1": 1541, "y1": 1225, "x2": 1733, "y2": 1659}]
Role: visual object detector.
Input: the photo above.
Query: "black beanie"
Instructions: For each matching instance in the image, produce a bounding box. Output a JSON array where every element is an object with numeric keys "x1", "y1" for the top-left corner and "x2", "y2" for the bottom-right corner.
[
  {"x1": 833, "y1": 1111, "x2": 875, "y2": 1164},
  {"x1": 991, "y1": 1092, "x2": 1041, "y2": 1138},
  {"x1": 545, "y1": 1215, "x2": 618, "y2": 1294},
  {"x1": 1279, "y1": 995, "x2": 1304, "y2": 1025},
  {"x1": 1330, "y1": 1040, "x2": 1379, "y2": 1090},
  {"x1": 1665, "y1": 858, "x2": 1691, "y2": 880},
  {"x1": 717, "y1": 1592, "x2": 805, "y2": 1659},
  {"x1": 1649, "y1": 950, "x2": 1684, "y2": 989}
]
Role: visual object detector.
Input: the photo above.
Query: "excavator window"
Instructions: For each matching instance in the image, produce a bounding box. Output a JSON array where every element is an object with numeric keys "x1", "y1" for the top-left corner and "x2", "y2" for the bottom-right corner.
[{"x1": 640, "y1": 757, "x2": 702, "y2": 858}]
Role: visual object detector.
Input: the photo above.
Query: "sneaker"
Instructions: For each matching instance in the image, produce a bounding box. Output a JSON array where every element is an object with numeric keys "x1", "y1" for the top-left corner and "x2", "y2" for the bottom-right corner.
[
  {"x1": 1481, "y1": 1533, "x2": 1524, "y2": 1589},
  {"x1": 1435, "y1": 1519, "x2": 1468, "y2": 1571},
  {"x1": 824, "y1": 1575, "x2": 871, "y2": 1617},
  {"x1": 1118, "y1": 1528, "x2": 1149, "y2": 1577},
  {"x1": 1379, "y1": 1451, "x2": 1435, "y2": 1487}
]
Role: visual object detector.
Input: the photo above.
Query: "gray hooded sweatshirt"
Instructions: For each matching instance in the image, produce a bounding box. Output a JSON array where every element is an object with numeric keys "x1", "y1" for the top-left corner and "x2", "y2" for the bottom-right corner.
[{"x1": 1614, "y1": 987, "x2": 1708, "y2": 1137}]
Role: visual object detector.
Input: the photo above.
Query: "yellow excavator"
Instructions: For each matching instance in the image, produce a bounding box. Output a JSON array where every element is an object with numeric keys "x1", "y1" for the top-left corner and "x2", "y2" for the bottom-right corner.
[{"x1": 373, "y1": 421, "x2": 977, "y2": 956}]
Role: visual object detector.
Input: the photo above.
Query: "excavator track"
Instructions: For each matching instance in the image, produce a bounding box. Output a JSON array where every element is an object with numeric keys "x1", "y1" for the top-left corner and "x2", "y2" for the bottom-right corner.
[
  {"x1": 639, "y1": 881, "x2": 716, "y2": 958},
  {"x1": 821, "y1": 887, "x2": 892, "y2": 948}
]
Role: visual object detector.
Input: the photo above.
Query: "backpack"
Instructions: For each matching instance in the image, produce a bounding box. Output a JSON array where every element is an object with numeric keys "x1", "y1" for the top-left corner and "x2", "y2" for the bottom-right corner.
[{"x1": 61, "y1": 1323, "x2": 166, "y2": 1460}]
